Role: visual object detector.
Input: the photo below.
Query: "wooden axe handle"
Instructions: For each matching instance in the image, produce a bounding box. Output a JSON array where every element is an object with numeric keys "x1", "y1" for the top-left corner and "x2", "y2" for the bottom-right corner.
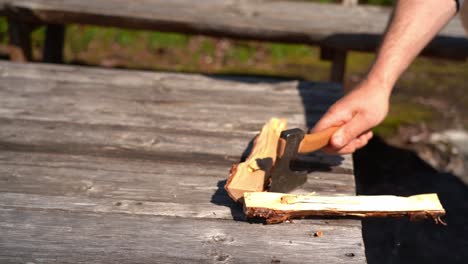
[{"x1": 298, "y1": 126, "x2": 339, "y2": 153}]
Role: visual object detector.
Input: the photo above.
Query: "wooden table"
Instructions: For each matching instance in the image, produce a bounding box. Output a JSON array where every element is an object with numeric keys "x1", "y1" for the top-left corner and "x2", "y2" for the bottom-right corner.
[{"x1": 0, "y1": 61, "x2": 365, "y2": 263}]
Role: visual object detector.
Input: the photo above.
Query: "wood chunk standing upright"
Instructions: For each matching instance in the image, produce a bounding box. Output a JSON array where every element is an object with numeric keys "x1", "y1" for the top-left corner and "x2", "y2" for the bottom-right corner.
[
  {"x1": 244, "y1": 192, "x2": 446, "y2": 224},
  {"x1": 225, "y1": 118, "x2": 287, "y2": 202}
]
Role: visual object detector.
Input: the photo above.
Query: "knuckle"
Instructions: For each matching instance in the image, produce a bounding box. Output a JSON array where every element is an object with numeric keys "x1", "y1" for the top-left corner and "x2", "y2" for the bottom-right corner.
[{"x1": 327, "y1": 104, "x2": 341, "y2": 114}]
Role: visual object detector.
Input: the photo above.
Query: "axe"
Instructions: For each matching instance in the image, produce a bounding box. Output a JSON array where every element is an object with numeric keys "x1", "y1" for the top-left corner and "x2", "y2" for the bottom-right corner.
[{"x1": 269, "y1": 126, "x2": 338, "y2": 193}]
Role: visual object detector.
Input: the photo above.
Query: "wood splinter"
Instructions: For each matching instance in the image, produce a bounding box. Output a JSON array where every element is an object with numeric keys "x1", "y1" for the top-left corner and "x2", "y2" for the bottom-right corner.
[{"x1": 244, "y1": 192, "x2": 446, "y2": 224}]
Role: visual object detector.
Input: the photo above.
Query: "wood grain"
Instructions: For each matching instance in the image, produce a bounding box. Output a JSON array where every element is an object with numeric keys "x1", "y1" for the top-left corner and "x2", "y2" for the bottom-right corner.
[
  {"x1": 1, "y1": 0, "x2": 466, "y2": 59},
  {"x1": 244, "y1": 192, "x2": 446, "y2": 224},
  {"x1": 0, "y1": 209, "x2": 366, "y2": 264},
  {"x1": 225, "y1": 118, "x2": 287, "y2": 201},
  {"x1": 0, "y1": 61, "x2": 365, "y2": 263},
  {"x1": 0, "y1": 62, "x2": 340, "y2": 132},
  {"x1": 0, "y1": 149, "x2": 355, "y2": 217},
  {"x1": 299, "y1": 126, "x2": 339, "y2": 153}
]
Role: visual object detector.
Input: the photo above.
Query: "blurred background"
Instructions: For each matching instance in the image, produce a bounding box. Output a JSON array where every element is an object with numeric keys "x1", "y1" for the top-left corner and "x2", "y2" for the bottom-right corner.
[{"x1": 0, "y1": 0, "x2": 466, "y2": 166}]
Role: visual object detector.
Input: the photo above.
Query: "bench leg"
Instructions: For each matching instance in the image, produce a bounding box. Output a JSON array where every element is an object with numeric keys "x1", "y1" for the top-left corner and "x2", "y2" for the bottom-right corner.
[
  {"x1": 7, "y1": 19, "x2": 33, "y2": 62},
  {"x1": 320, "y1": 47, "x2": 347, "y2": 84},
  {"x1": 330, "y1": 50, "x2": 347, "y2": 84},
  {"x1": 43, "y1": 24, "x2": 65, "y2": 63}
]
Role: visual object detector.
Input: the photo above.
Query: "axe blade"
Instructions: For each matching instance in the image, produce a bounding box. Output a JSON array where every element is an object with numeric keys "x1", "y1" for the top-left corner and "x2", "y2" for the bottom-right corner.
[{"x1": 269, "y1": 128, "x2": 308, "y2": 193}]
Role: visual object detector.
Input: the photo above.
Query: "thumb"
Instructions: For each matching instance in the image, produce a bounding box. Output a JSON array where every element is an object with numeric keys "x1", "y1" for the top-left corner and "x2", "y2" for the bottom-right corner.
[{"x1": 330, "y1": 113, "x2": 371, "y2": 149}]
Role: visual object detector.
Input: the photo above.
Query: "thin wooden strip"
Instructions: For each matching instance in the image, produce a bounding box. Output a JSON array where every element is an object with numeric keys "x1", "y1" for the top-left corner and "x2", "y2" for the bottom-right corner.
[
  {"x1": 0, "y1": 209, "x2": 366, "y2": 263},
  {"x1": 244, "y1": 192, "x2": 446, "y2": 224}
]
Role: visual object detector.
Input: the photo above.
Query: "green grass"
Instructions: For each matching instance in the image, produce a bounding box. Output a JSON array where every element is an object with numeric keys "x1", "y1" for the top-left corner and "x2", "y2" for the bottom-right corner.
[
  {"x1": 226, "y1": 43, "x2": 255, "y2": 63},
  {"x1": 0, "y1": 17, "x2": 8, "y2": 44},
  {"x1": 269, "y1": 43, "x2": 314, "y2": 60},
  {"x1": 148, "y1": 32, "x2": 189, "y2": 50},
  {"x1": 374, "y1": 98, "x2": 437, "y2": 138}
]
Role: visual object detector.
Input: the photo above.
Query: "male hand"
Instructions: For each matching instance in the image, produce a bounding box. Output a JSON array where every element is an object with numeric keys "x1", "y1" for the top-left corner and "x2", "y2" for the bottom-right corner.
[
  {"x1": 311, "y1": 80, "x2": 390, "y2": 154},
  {"x1": 309, "y1": 0, "x2": 457, "y2": 155}
]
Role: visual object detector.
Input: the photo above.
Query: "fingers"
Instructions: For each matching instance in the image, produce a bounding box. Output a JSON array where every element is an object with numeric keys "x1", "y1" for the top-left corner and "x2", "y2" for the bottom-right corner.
[
  {"x1": 330, "y1": 113, "x2": 373, "y2": 149},
  {"x1": 323, "y1": 131, "x2": 373, "y2": 154}
]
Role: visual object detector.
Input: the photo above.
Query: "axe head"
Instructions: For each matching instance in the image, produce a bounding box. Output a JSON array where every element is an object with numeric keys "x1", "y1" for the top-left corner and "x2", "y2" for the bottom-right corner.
[{"x1": 269, "y1": 128, "x2": 308, "y2": 193}]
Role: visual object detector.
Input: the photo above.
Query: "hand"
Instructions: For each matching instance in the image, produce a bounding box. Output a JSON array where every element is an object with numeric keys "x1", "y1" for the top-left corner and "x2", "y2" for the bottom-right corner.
[{"x1": 311, "y1": 80, "x2": 390, "y2": 154}]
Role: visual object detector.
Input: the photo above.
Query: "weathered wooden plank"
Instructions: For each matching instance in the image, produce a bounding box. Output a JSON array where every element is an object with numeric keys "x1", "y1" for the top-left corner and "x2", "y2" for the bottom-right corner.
[
  {"x1": 0, "y1": 61, "x2": 341, "y2": 133},
  {"x1": 2, "y1": 0, "x2": 465, "y2": 37},
  {"x1": 0, "y1": 117, "x2": 255, "y2": 158},
  {"x1": 0, "y1": 192, "x2": 361, "y2": 227},
  {"x1": 0, "y1": 117, "x2": 352, "y2": 166},
  {"x1": 0, "y1": 60, "x2": 352, "y2": 167},
  {"x1": 0, "y1": 151, "x2": 355, "y2": 216},
  {"x1": 2, "y1": 0, "x2": 467, "y2": 59},
  {"x1": 0, "y1": 62, "x2": 355, "y2": 202},
  {"x1": 0, "y1": 209, "x2": 366, "y2": 263},
  {"x1": 0, "y1": 62, "x2": 353, "y2": 174},
  {"x1": 0, "y1": 151, "x2": 236, "y2": 205},
  {"x1": 0, "y1": 117, "x2": 352, "y2": 170},
  {"x1": 0, "y1": 60, "x2": 365, "y2": 262},
  {"x1": 0, "y1": 192, "x2": 241, "y2": 220},
  {"x1": 0, "y1": 78, "x2": 320, "y2": 132}
]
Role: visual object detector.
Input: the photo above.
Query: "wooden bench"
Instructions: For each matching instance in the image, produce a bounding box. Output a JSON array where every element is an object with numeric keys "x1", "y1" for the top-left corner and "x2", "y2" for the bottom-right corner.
[
  {"x1": 0, "y1": 61, "x2": 365, "y2": 263},
  {"x1": 0, "y1": 0, "x2": 467, "y2": 83}
]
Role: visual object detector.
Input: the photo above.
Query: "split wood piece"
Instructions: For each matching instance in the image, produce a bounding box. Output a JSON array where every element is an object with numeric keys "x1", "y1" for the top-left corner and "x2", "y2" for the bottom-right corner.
[
  {"x1": 225, "y1": 118, "x2": 287, "y2": 202},
  {"x1": 244, "y1": 192, "x2": 446, "y2": 224}
]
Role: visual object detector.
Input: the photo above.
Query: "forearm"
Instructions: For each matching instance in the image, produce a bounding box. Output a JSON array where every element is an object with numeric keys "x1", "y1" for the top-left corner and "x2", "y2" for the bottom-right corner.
[{"x1": 365, "y1": 0, "x2": 457, "y2": 96}]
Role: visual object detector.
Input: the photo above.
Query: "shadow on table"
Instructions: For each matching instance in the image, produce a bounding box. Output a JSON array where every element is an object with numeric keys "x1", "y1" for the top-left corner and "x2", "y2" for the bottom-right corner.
[
  {"x1": 211, "y1": 179, "x2": 245, "y2": 221},
  {"x1": 210, "y1": 137, "x2": 257, "y2": 222},
  {"x1": 355, "y1": 136, "x2": 468, "y2": 264}
]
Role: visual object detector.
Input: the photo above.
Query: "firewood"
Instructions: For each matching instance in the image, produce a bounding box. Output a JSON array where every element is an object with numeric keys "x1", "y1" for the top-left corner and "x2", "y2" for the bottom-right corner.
[
  {"x1": 224, "y1": 118, "x2": 287, "y2": 202},
  {"x1": 244, "y1": 192, "x2": 446, "y2": 224}
]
